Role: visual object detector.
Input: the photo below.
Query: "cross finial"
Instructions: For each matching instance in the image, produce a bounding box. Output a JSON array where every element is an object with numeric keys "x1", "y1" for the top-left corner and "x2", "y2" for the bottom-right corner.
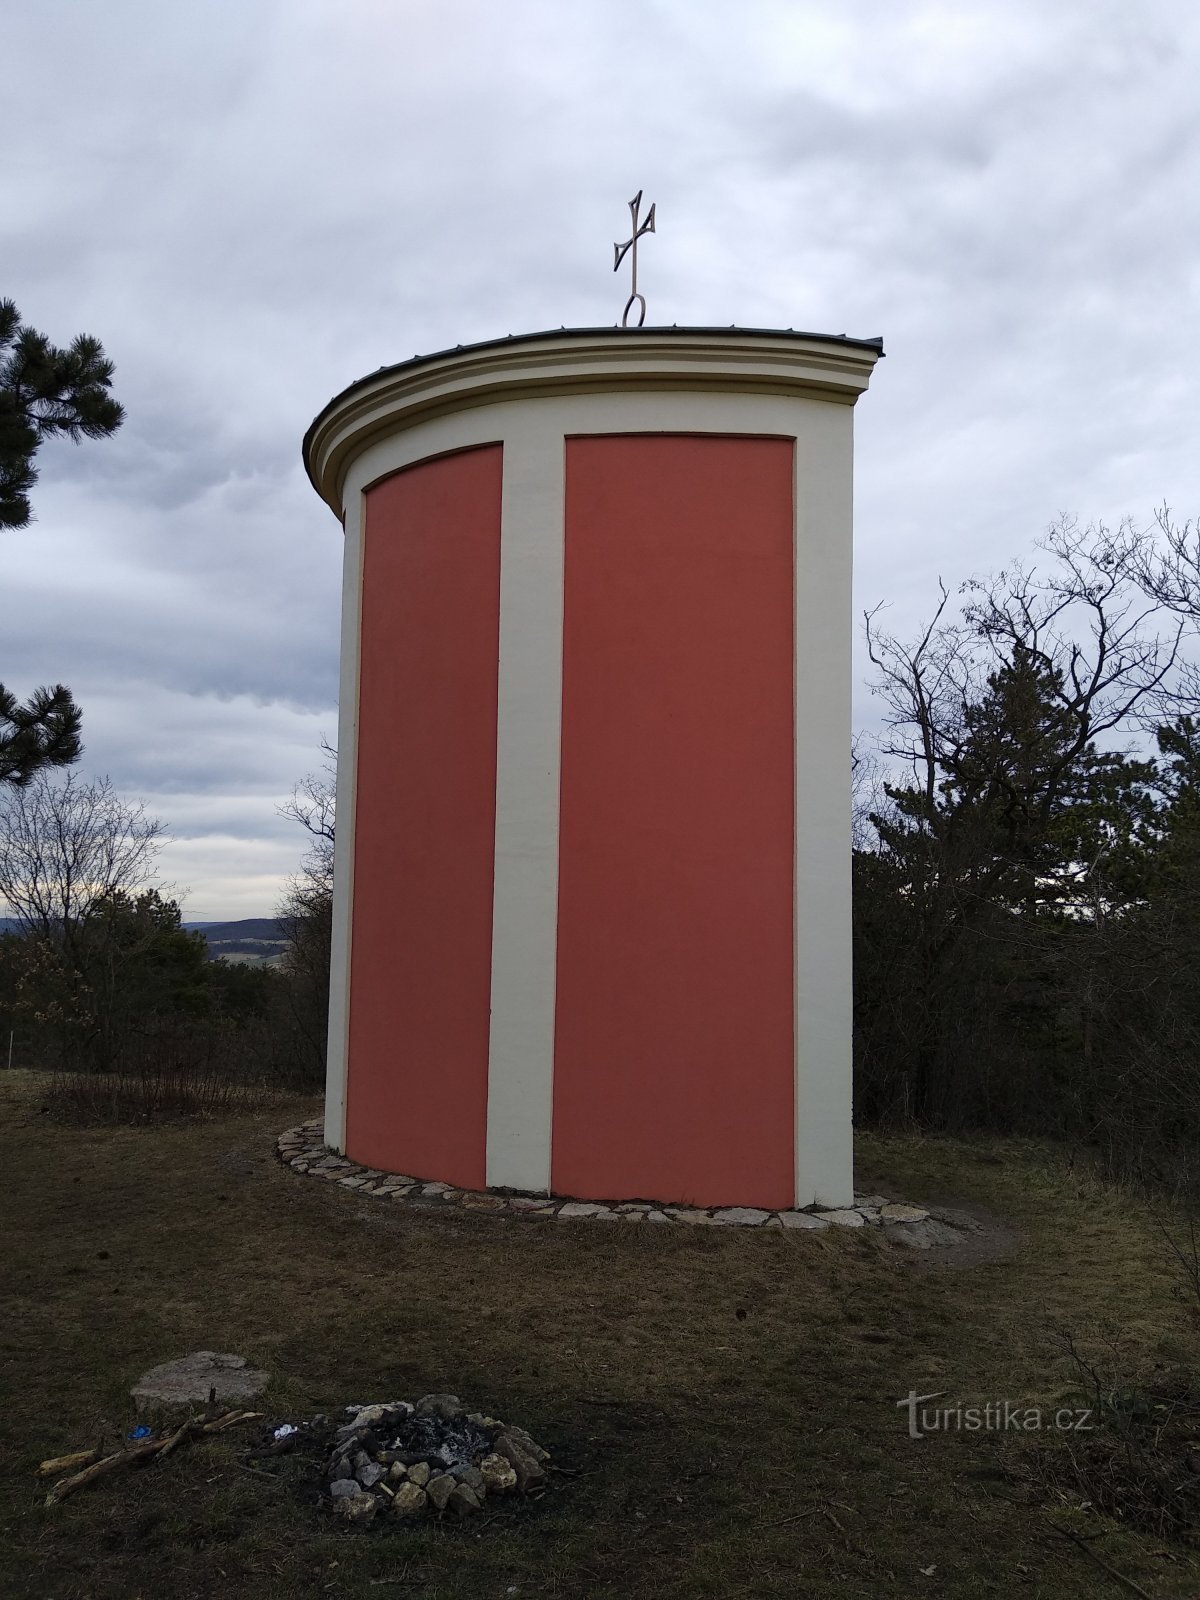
[{"x1": 614, "y1": 190, "x2": 656, "y2": 328}]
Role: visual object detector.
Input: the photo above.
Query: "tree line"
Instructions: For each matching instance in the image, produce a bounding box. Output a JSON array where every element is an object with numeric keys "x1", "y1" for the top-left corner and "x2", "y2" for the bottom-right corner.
[
  {"x1": 855, "y1": 510, "x2": 1200, "y2": 1193},
  {"x1": 0, "y1": 766, "x2": 327, "y2": 1097},
  {"x1": 0, "y1": 299, "x2": 327, "y2": 1106}
]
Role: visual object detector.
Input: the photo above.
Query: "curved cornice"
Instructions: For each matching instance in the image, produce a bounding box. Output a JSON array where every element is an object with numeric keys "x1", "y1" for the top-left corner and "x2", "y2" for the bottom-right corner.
[{"x1": 303, "y1": 325, "x2": 885, "y2": 515}]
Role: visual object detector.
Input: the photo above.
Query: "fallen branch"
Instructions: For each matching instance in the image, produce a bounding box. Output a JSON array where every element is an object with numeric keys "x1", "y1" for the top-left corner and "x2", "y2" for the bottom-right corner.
[
  {"x1": 157, "y1": 1417, "x2": 201, "y2": 1459},
  {"x1": 43, "y1": 1411, "x2": 265, "y2": 1506},
  {"x1": 230, "y1": 1461, "x2": 287, "y2": 1484},
  {"x1": 44, "y1": 1440, "x2": 163, "y2": 1506},
  {"x1": 35, "y1": 1446, "x2": 104, "y2": 1479},
  {"x1": 200, "y1": 1410, "x2": 263, "y2": 1434},
  {"x1": 1046, "y1": 1521, "x2": 1154, "y2": 1599}
]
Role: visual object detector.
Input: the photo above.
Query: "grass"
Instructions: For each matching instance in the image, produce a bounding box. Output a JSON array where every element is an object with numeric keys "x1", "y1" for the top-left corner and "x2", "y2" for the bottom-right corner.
[{"x1": 2, "y1": 1069, "x2": 1199, "y2": 1599}]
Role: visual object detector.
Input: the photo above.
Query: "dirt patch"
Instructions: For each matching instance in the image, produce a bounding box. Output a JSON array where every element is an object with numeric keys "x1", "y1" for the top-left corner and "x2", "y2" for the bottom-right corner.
[{"x1": 853, "y1": 1161, "x2": 1023, "y2": 1268}]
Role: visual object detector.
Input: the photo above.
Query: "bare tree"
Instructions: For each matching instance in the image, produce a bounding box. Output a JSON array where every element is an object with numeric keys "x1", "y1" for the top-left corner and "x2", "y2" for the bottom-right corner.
[
  {"x1": 864, "y1": 516, "x2": 1181, "y2": 887},
  {"x1": 1126, "y1": 505, "x2": 1200, "y2": 617},
  {"x1": 851, "y1": 735, "x2": 891, "y2": 853},
  {"x1": 275, "y1": 741, "x2": 335, "y2": 1083},
  {"x1": 1114, "y1": 505, "x2": 1200, "y2": 718},
  {"x1": 0, "y1": 771, "x2": 164, "y2": 942},
  {"x1": 278, "y1": 735, "x2": 335, "y2": 891}
]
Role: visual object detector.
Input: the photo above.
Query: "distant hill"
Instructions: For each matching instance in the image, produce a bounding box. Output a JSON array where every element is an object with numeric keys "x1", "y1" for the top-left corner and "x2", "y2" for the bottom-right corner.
[
  {"x1": 185, "y1": 918, "x2": 283, "y2": 942},
  {"x1": 185, "y1": 919, "x2": 288, "y2": 964},
  {"x1": 1, "y1": 916, "x2": 288, "y2": 963}
]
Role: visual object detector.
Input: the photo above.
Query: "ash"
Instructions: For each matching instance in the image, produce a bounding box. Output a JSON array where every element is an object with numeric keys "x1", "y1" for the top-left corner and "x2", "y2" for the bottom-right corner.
[{"x1": 380, "y1": 1412, "x2": 492, "y2": 1470}]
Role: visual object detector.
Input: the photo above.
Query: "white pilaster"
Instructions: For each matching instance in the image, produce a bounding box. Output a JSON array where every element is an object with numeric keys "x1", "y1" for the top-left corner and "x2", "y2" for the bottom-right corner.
[
  {"x1": 792, "y1": 403, "x2": 856, "y2": 1207},
  {"x1": 484, "y1": 413, "x2": 565, "y2": 1191},
  {"x1": 324, "y1": 492, "x2": 364, "y2": 1151}
]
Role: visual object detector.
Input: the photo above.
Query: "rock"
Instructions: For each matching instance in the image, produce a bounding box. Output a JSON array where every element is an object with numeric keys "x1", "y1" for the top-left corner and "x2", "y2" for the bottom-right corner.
[
  {"x1": 507, "y1": 1196, "x2": 553, "y2": 1211},
  {"x1": 329, "y1": 1478, "x2": 360, "y2": 1499},
  {"x1": 461, "y1": 1193, "x2": 508, "y2": 1210},
  {"x1": 879, "y1": 1202, "x2": 930, "y2": 1223},
  {"x1": 347, "y1": 1404, "x2": 394, "y2": 1428},
  {"x1": 453, "y1": 1464, "x2": 485, "y2": 1493},
  {"x1": 352, "y1": 1449, "x2": 372, "y2": 1474},
  {"x1": 503, "y1": 1425, "x2": 549, "y2": 1464},
  {"x1": 885, "y1": 1216, "x2": 965, "y2": 1249},
  {"x1": 619, "y1": 1212, "x2": 645, "y2": 1222},
  {"x1": 338, "y1": 1176, "x2": 368, "y2": 1188},
  {"x1": 666, "y1": 1208, "x2": 718, "y2": 1224},
  {"x1": 388, "y1": 1461, "x2": 408, "y2": 1483},
  {"x1": 426, "y1": 1473, "x2": 456, "y2": 1511},
  {"x1": 479, "y1": 1452, "x2": 518, "y2": 1493},
  {"x1": 391, "y1": 1481, "x2": 428, "y2": 1517},
  {"x1": 711, "y1": 1207, "x2": 770, "y2": 1226},
  {"x1": 335, "y1": 1492, "x2": 379, "y2": 1524},
  {"x1": 557, "y1": 1202, "x2": 608, "y2": 1218},
  {"x1": 357, "y1": 1460, "x2": 386, "y2": 1489},
  {"x1": 854, "y1": 1194, "x2": 891, "y2": 1210},
  {"x1": 823, "y1": 1209, "x2": 866, "y2": 1227},
  {"x1": 644, "y1": 1211, "x2": 671, "y2": 1223},
  {"x1": 448, "y1": 1482, "x2": 482, "y2": 1515},
  {"x1": 406, "y1": 1461, "x2": 432, "y2": 1487},
  {"x1": 778, "y1": 1211, "x2": 831, "y2": 1230},
  {"x1": 493, "y1": 1433, "x2": 546, "y2": 1491},
  {"x1": 130, "y1": 1350, "x2": 270, "y2": 1414},
  {"x1": 421, "y1": 1181, "x2": 453, "y2": 1196},
  {"x1": 414, "y1": 1393, "x2": 462, "y2": 1420}
]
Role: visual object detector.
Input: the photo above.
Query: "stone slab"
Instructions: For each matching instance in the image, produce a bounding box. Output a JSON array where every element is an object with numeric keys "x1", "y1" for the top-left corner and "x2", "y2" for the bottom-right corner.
[
  {"x1": 131, "y1": 1350, "x2": 269, "y2": 1413},
  {"x1": 778, "y1": 1210, "x2": 831, "y2": 1230}
]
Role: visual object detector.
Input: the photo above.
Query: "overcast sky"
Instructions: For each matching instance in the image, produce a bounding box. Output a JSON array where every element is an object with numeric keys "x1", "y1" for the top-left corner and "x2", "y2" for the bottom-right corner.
[{"x1": 4, "y1": 0, "x2": 1198, "y2": 918}]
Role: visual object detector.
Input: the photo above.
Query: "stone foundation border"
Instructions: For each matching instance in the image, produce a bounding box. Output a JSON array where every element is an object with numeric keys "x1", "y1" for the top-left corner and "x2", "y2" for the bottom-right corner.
[{"x1": 276, "y1": 1121, "x2": 959, "y2": 1240}]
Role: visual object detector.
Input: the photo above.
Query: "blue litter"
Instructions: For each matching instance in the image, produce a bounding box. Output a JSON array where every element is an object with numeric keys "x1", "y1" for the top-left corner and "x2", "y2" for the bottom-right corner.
[{"x1": 127, "y1": 1424, "x2": 153, "y2": 1440}]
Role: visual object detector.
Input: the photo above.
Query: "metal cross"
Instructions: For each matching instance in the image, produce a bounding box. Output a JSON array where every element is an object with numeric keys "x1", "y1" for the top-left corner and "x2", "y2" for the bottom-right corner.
[{"x1": 613, "y1": 190, "x2": 656, "y2": 328}]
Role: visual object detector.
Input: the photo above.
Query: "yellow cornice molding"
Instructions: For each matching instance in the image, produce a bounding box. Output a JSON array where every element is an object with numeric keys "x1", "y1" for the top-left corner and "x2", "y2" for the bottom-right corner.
[{"x1": 303, "y1": 326, "x2": 884, "y2": 516}]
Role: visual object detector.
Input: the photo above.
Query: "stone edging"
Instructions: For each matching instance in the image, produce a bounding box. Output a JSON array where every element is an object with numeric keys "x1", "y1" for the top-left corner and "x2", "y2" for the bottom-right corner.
[{"x1": 276, "y1": 1121, "x2": 945, "y2": 1237}]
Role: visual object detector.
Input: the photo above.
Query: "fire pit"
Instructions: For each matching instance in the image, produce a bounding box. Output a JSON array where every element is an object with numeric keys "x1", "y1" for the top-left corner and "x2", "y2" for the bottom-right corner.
[{"x1": 323, "y1": 1393, "x2": 549, "y2": 1523}]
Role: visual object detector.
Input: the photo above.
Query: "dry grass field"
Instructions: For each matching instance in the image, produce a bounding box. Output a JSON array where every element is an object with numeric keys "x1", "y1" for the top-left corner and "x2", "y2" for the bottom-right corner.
[{"x1": 2, "y1": 1069, "x2": 1198, "y2": 1600}]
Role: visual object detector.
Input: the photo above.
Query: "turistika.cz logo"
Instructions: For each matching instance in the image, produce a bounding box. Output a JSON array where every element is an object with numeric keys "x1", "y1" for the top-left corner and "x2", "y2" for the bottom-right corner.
[{"x1": 897, "y1": 1390, "x2": 1095, "y2": 1440}]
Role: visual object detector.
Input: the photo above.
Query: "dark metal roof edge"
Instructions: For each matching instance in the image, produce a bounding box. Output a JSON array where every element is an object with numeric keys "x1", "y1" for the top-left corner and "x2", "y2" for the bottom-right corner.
[{"x1": 301, "y1": 324, "x2": 885, "y2": 470}]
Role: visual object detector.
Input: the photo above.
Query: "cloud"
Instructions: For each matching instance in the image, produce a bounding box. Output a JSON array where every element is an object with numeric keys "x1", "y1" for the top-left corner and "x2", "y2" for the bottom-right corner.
[{"x1": 3, "y1": 0, "x2": 1200, "y2": 911}]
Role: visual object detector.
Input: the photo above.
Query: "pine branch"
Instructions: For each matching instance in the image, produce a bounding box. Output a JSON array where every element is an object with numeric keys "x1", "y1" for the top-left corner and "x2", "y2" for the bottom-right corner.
[{"x1": 0, "y1": 683, "x2": 83, "y2": 786}]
